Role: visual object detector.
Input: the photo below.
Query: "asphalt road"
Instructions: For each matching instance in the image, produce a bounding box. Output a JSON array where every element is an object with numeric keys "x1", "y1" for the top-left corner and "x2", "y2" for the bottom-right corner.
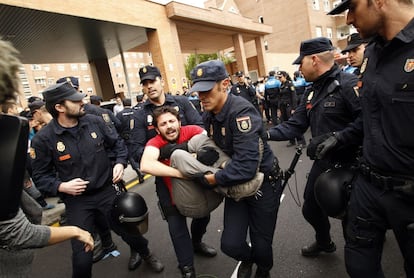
[{"x1": 31, "y1": 133, "x2": 406, "y2": 278}]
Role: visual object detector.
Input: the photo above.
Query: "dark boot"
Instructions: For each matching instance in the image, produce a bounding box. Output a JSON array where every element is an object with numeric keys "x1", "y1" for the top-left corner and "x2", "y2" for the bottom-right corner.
[
  {"x1": 237, "y1": 261, "x2": 253, "y2": 278},
  {"x1": 143, "y1": 253, "x2": 164, "y2": 273},
  {"x1": 128, "y1": 248, "x2": 142, "y2": 270},
  {"x1": 180, "y1": 265, "x2": 196, "y2": 278},
  {"x1": 255, "y1": 267, "x2": 270, "y2": 278},
  {"x1": 301, "y1": 241, "x2": 336, "y2": 257},
  {"x1": 193, "y1": 241, "x2": 217, "y2": 257}
]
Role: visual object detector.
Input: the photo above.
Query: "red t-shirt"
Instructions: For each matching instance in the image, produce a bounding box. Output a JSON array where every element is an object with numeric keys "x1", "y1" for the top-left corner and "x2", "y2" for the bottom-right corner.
[{"x1": 146, "y1": 125, "x2": 204, "y2": 200}]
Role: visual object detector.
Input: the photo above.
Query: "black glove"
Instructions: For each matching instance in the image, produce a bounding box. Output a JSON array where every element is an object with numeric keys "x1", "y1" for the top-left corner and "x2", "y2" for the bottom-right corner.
[
  {"x1": 193, "y1": 171, "x2": 214, "y2": 190},
  {"x1": 196, "y1": 146, "x2": 219, "y2": 166},
  {"x1": 315, "y1": 134, "x2": 338, "y2": 160},
  {"x1": 307, "y1": 133, "x2": 331, "y2": 160},
  {"x1": 159, "y1": 142, "x2": 188, "y2": 160}
]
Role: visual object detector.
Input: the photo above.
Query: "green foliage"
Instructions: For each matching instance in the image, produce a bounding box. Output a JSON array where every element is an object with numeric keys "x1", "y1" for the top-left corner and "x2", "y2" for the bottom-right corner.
[{"x1": 184, "y1": 53, "x2": 235, "y2": 82}]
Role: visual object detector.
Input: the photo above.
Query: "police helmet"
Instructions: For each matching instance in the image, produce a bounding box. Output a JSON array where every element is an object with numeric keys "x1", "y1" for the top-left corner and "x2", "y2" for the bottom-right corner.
[
  {"x1": 314, "y1": 168, "x2": 354, "y2": 219},
  {"x1": 111, "y1": 192, "x2": 149, "y2": 235}
]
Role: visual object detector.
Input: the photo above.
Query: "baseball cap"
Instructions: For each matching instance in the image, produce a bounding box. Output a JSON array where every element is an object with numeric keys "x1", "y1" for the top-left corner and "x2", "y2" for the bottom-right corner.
[
  {"x1": 327, "y1": 0, "x2": 350, "y2": 15},
  {"x1": 43, "y1": 82, "x2": 86, "y2": 105},
  {"x1": 293, "y1": 37, "x2": 334, "y2": 65},
  {"x1": 341, "y1": 33, "x2": 370, "y2": 53},
  {"x1": 189, "y1": 60, "x2": 229, "y2": 93},
  {"x1": 139, "y1": 66, "x2": 161, "y2": 84},
  {"x1": 56, "y1": 76, "x2": 79, "y2": 89}
]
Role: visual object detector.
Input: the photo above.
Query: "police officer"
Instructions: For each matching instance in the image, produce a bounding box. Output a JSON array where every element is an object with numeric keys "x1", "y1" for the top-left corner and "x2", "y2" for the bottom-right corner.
[
  {"x1": 293, "y1": 70, "x2": 312, "y2": 106},
  {"x1": 327, "y1": 0, "x2": 414, "y2": 277},
  {"x1": 341, "y1": 32, "x2": 370, "y2": 76},
  {"x1": 267, "y1": 37, "x2": 361, "y2": 258},
  {"x1": 116, "y1": 98, "x2": 146, "y2": 184},
  {"x1": 30, "y1": 82, "x2": 163, "y2": 277},
  {"x1": 276, "y1": 71, "x2": 306, "y2": 147},
  {"x1": 189, "y1": 60, "x2": 283, "y2": 278},
  {"x1": 57, "y1": 77, "x2": 121, "y2": 263},
  {"x1": 129, "y1": 65, "x2": 215, "y2": 277},
  {"x1": 264, "y1": 70, "x2": 281, "y2": 125},
  {"x1": 230, "y1": 71, "x2": 260, "y2": 112}
]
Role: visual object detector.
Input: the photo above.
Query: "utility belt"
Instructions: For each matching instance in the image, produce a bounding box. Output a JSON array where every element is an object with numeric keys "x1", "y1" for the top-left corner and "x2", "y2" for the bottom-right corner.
[{"x1": 359, "y1": 162, "x2": 414, "y2": 199}]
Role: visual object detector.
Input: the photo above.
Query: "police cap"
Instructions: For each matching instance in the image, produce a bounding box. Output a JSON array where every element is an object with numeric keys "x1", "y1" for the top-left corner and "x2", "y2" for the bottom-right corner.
[
  {"x1": 235, "y1": 70, "x2": 244, "y2": 77},
  {"x1": 28, "y1": 100, "x2": 45, "y2": 113},
  {"x1": 293, "y1": 37, "x2": 334, "y2": 64},
  {"x1": 56, "y1": 76, "x2": 79, "y2": 89},
  {"x1": 90, "y1": 95, "x2": 103, "y2": 103},
  {"x1": 341, "y1": 33, "x2": 370, "y2": 53},
  {"x1": 139, "y1": 65, "x2": 161, "y2": 84},
  {"x1": 189, "y1": 60, "x2": 228, "y2": 93},
  {"x1": 327, "y1": 0, "x2": 350, "y2": 15},
  {"x1": 43, "y1": 82, "x2": 86, "y2": 105}
]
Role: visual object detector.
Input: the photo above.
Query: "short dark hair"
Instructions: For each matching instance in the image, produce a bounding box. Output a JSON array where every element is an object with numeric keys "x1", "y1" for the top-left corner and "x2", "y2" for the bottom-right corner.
[{"x1": 152, "y1": 106, "x2": 180, "y2": 128}]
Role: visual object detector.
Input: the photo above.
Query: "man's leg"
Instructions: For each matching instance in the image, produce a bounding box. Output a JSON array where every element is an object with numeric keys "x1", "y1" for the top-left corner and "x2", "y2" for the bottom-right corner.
[{"x1": 301, "y1": 161, "x2": 336, "y2": 257}]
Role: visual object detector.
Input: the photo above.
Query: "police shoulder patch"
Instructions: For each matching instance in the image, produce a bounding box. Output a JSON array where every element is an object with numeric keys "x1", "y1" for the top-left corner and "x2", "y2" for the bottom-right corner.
[{"x1": 236, "y1": 116, "x2": 252, "y2": 133}]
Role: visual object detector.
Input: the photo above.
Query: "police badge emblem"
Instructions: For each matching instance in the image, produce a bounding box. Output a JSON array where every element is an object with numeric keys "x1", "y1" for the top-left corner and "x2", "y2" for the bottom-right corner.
[
  {"x1": 404, "y1": 59, "x2": 414, "y2": 73},
  {"x1": 91, "y1": 132, "x2": 97, "y2": 139},
  {"x1": 197, "y1": 68, "x2": 203, "y2": 77},
  {"x1": 143, "y1": 67, "x2": 147, "y2": 73},
  {"x1": 29, "y1": 147, "x2": 36, "y2": 159},
  {"x1": 57, "y1": 141, "x2": 65, "y2": 152},
  {"x1": 236, "y1": 116, "x2": 251, "y2": 133}
]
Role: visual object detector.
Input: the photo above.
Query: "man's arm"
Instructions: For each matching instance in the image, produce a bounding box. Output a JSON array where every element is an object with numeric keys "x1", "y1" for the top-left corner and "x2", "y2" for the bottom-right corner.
[{"x1": 140, "y1": 146, "x2": 184, "y2": 178}]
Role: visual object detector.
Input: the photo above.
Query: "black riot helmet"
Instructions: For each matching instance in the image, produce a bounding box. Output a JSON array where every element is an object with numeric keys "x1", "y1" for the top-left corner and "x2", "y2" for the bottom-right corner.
[
  {"x1": 314, "y1": 167, "x2": 355, "y2": 219},
  {"x1": 111, "y1": 192, "x2": 149, "y2": 235}
]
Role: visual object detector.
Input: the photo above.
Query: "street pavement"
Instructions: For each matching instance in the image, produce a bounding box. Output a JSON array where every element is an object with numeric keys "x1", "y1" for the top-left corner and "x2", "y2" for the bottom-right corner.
[{"x1": 31, "y1": 132, "x2": 405, "y2": 278}]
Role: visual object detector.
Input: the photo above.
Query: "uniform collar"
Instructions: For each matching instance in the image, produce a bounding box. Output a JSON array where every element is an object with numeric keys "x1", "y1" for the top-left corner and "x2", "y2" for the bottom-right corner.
[
  {"x1": 394, "y1": 17, "x2": 414, "y2": 44},
  {"x1": 313, "y1": 65, "x2": 341, "y2": 90},
  {"x1": 51, "y1": 116, "x2": 86, "y2": 135},
  {"x1": 142, "y1": 93, "x2": 176, "y2": 109}
]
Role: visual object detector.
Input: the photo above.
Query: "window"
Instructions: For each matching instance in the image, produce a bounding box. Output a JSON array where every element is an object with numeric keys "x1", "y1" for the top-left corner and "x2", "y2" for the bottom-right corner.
[
  {"x1": 316, "y1": 26, "x2": 323, "y2": 37},
  {"x1": 43, "y1": 65, "x2": 50, "y2": 72},
  {"x1": 57, "y1": 64, "x2": 65, "y2": 71},
  {"x1": 113, "y1": 62, "x2": 121, "y2": 68},
  {"x1": 31, "y1": 64, "x2": 41, "y2": 71},
  {"x1": 87, "y1": 88, "x2": 93, "y2": 94},
  {"x1": 83, "y1": 75, "x2": 91, "y2": 82},
  {"x1": 116, "y1": 73, "x2": 123, "y2": 78},
  {"x1": 337, "y1": 26, "x2": 351, "y2": 39},
  {"x1": 48, "y1": 78, "x2": 55, "y2": 85},
  {"x1": 258, "y1": 16, "x2": 264, "y2": 24},
  {"x1": 138, "y1": 53, "x2": 143, "y2": 58},
  {"x1": 80, "y1": 64, "x2": 88, "y2": 70},
  {"x1": 323, "y1": 0, "x2": 330, "y2": 11},
  {"x1": 123, "y1": 53, "x2": 129, "y2": 58},
  {"x1": 34, "y1": 77, "x2": 47, "y2": 87},
  {"x1": 327, "y1": 27, "x2": 333, "y2": 38},
  {"x1": 312, "y1": 0, "x2": 320, "y2": 10},
  {"x1": 70, "y1": 64, "x2": 78, "y2": 71},
  {"x1": 264, "y1": 41, "x2": 269, "y2": 51},
  {"x1": 131, "y1": 53, "x2": 137, "y2": 58}
]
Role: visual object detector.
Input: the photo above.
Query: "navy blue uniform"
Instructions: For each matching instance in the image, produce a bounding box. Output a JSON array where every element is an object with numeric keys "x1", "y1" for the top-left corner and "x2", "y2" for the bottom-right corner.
[
  {"x1": 264, "y1": 76, "x2": 281, "y2": 125},
  {"x1": 131, "y1": 94, "x2": 207, "y2": 268},
  {"x1": 268, "y1": 65, "x2": 361, "y2": 246},
  {"x1": 230, "y1": 82, "x2": 260, "y2": 112},
  {"x1": 203, "y1": 94, "x2": 282, "y2": 272},
  {"x1": 344, "y1": 22, "x2": 414, "y2": 277},
  {"x1": 31, "y1": 114, "x2": 150, "y2": 277}
]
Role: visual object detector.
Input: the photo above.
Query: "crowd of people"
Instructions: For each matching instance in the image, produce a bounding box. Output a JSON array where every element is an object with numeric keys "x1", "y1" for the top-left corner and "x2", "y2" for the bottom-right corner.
[{"x1": 1, "y1": 0, "x2": 414, "y2": 277}]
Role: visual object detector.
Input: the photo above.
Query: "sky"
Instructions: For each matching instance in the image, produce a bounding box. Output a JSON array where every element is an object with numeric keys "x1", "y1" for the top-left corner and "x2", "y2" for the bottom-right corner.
[{"x1": 150, "y1": 0, "x2": 206, "y2": 8}]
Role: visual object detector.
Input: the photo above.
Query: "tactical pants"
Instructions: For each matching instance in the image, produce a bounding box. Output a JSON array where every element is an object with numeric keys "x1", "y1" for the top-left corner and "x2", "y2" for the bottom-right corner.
[
  {"x1": 344, "y1": 174, "x2": 414, "y2": 278},
  {"x1": 64, "y1": 185, "x2": 149, "y2": 278},
  {"x1": 302, "y1": 160, "x2": 333, "y2": 244},
  {"x1": 155, "y1": 177, "x2": 210, "y2": 268},
  {"x1": 221, "y1": 178, "x2": 282, "y2": 272}
]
